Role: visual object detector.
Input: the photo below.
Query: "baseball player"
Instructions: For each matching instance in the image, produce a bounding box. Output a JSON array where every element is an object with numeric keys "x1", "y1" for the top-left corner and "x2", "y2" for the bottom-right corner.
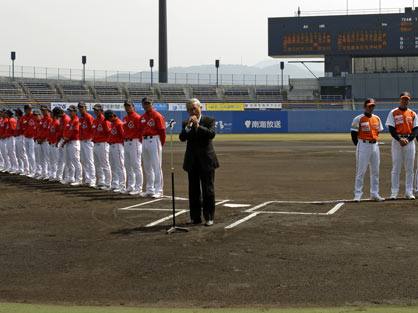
[
  {"x1": 33, "y1": 110, "x2": 43, "y2": 178},
  {"x1": 47, "y1": 110, "x2": 60, "y2": 180},
  {"x1": 140, "y1": 97, "x2": 166, "y2": 198},
  {"x1": 351, "y1": 98, "x2": 384, "y2": 202},
  {"x1": 0, "y1": 110, "x2": 9, "y2": 172},
  {"x1": 122, "y1": 100, "x2": 143, "y2": 195},
  {"x1": 4, "y1": 110, "x2": 18, "y2": 174},
  {"x1": 54, "y1": 107, "x2": 71, "y2": 183},
  {"x1": 22, "y1": 104, "x2": 37, "y2": 177},
  {"x1": 105, "y1": 110, "x2": 126, "y2": 192},
  {"x1": 78, "y1": 101, "x2": 96, "y2": 187},
  {"x1": 62, "y1": 105, "x2": 83, "y2": 186},
  {"x1": 92, "y1": 104, "x2": 111, "y2": 190},
  {"x1": 385, "y1": 92, "x2": 418, "y2": 200},
  {"x1": 14, "y1": 108, "x2": 29, "y2": 175},
  {"x1": 38, "y1": 105, "x2": 52, "y2": 179}
]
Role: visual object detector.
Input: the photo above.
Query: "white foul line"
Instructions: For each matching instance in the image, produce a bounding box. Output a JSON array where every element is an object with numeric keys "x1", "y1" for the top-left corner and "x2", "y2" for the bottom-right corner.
[
  {"x1": 326, "y1": 202, "x2": 344, "y2": 215},
  {"x1": 216, "y1": 200, "x2": 230, "y2": 206},
  {"x1": 146, "y1": 209, "x2": 188, "y2": 227},
  {"x1": 118, "y1": 198, "x2": 164, "y2": 211},
  {"x1": 225, "y1": 212, "x2": 260, "y2": 229}
]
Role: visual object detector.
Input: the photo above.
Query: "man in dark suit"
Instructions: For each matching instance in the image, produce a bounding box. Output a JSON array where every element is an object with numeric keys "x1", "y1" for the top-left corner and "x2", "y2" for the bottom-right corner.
[{"x1": 180, "y1": 98, "x2": 219, "y2": 226}]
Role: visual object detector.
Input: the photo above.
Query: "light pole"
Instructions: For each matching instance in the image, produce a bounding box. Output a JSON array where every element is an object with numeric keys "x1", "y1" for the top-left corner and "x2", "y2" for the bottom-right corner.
[
  {"x1": 150, "y1": 59, "x2": 154, "y2": 87},
  {"x1": 280, "y1": 61, "x2": 284, "y2": 91},
  {"x1": 11, "y1": 51, "x2": 16, "y2": 81},
  {"x1": 82, "y1": 56, "x2": 87, "y2": 83},
  {"x1": 215, "y1": 59, "x2": 220, "y2": 87},
  {"x1": 159, "y1": 0, "x2": 168, "y2": 83}
]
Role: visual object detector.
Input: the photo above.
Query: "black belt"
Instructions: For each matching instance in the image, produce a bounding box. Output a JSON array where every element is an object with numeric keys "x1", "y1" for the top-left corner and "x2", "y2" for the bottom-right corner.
[
  {"x1": 362, "y1": 140, "x2": 377, "y2": 144},
  {"x1": 125, "y1": 139, "x2": 133, "y2": 141},
  {"x1": 143, "y1": 135, "x2": 153, "y2": 139},
  {"x1": 399, "y1": 135, "x2": 409, "y2": 138}
]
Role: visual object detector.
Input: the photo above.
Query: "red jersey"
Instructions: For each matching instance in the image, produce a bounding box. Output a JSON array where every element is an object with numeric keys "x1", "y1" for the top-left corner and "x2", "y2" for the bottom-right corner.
[
  {"x1": 5, "y1": 118, "x2": 17, "y2": 137},
  {"x1": 108, "y1": 118, "x2": 125, "y2": 144},
  {"x1": 140, "y1": 109, "x2": 166, "y2": 146},
  {"x1": 123, "y1": 111, "x2": 142, "y2": 139},
  {"x1": 34, "y1": 120, "x2": 42, "y2": 140},
  {"x1": 58, "y1": 114, "x2": 71, "y2": 140},
  {"x1": 16, "y1": 117, "x2": 24, "y2": 136},
  {"x1": 39, "y1": 113, "x2": 52, "y2": 140},
  {"x1": 22, "y1": 113, "x2": 37, "y2": 138},
  {"x1": 92, "y1": 115, "x2": 110, "y2": 143},
  {"x1": 47, "y1": 119, "x2": 60, "y2": 144},
  {"x1": 63, "y1": 116, "x2": 80, "y2": 141},
  {"x1": 79, "y1": 112, "x2": 94, "y2": 140},
  {"x1": 0, "y1": 118, "x2": 7, "y2": 138}
]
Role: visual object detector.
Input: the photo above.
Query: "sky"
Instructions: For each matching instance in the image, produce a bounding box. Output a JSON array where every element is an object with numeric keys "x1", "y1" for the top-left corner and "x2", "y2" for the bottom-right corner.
[{"x1": 0, "y1": 0, "x2": 416, "y2": 72}]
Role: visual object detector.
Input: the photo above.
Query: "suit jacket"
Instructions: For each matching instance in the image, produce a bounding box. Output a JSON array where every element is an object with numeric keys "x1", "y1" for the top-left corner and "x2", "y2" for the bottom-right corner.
[{"x1": 179, "y1": 115, "x2": 220, "y2": 172}]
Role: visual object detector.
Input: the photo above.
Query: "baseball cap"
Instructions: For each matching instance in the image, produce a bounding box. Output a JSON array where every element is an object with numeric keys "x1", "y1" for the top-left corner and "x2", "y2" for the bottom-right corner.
[
  {"x1": 52, "y1": 107, "x2": 64, "y2": 115},
  {"x1": 77, "y1": 101, "x2": 87, "y2": 107},
  {"x1": 0, "y1": 108, "x2": 5, "y2": 113},
  {"x1": 40, "y1": 104, "x2": 50, "y2": 111},
  {"x1": 400, "y1": 92, "x2": 411, "y2": 99},
  {"x1": 33, "y1": 109, "x2": 41, "y2": 115},
  {"x1": 142, "y1": 97, "x2": 153, "y2": 104},
  {"x1": 67, "y1": 105, "x2": 78, "y2": 111},
  {"x1": 104, "y1": 109, "x2": 115, "y2": 121},
  {"x1": 364, "y1": 98, "x2": 376, "y2": 106},
  {"x1": 23, "y1": 104, "x2": 32, "y2": 110},
  {"x1": 93, "y1": 103, "x2": 103, "y2": 110},
  {"x1": 5, "y1": 109, "x2": 14, "y2": 116},
  {"x1": 124, "y1": 100, "x2": 133, "y2": 106},
  {"x1": 14, "y1": 108, "x2": 23, "y2": 116}
]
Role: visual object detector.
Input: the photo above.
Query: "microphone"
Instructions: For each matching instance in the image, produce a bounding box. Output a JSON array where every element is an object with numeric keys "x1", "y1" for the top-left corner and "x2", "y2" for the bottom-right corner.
[{"x1": 188, "y1": 119, "x2": 194, "y2": 128}]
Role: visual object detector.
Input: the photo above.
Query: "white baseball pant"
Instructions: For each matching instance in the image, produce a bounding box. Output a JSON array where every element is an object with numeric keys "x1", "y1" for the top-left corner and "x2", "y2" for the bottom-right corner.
[
  {"x1": 109, "y1": 143, "x2": 126, "y2": 190},
  {"x1": 24, "y1": 137, "x2": 35, "y2": 175},
  {"x1": 39, "y1": 141, "x2": 50, "y2": 177},
  {"x1": 55, "y1": 139, "x2": 66, "y2": 181},
  {"x1": 93, "y1": 142, "x2": 111, "y2": 186},
  {"x1": 65, "y1": 140, "x2": 82, "y2": 183},
  {"x1": 80, "y1": 139, "x2": 96, "y2": 184},
  {"x1": 16, "y1": 135, "x2": 29, "y2": 174},
  {"x1": 142, "y1": 135, "x2": 163, "y2": 195},
  {"x1": 34, "y1": 142, "x2": 42, "y2": 176},
  {"x1": 391, "y1": 138, "x2": 415, "y2": 196},
  {"x1": 0, "y1": 139, "x2": 9, "y2": 170},
  {"x1": 6, "y1": 137, "x2": 18, "y2": 172},
  {"x1": 48, "y1": 143, "x2": 59, "y2": 179},
  {"x1": 124, "y1": 139, "x2": 143, "y2": 192},
  {"x1": 354, "y1": 141, "x2": 380, "y2": 198}
]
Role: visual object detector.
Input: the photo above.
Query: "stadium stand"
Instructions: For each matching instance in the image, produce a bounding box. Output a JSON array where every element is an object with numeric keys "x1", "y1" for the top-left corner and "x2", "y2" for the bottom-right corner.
[
  {"x1": 60, "y1": 84, "x2": 95, "y2": 102},
  {"x1": 127, "y1": 86, "x2": 157, "y2": 102},
  {"x1": 0, "y1": 81, "x2": 30, "y2": 106},
  {"x1": 21, "y1": 81, "x2": 62, "y2": 102},
  {"x1": 93, "y1": 85, "x2": 126, "y2": 103},
  {"x1": 223, "y1": 87, "x2": 251, "y2": 102},
  {"x1": 255, "y1": 87, "x2": 283, "y2": 102},
  {"x1": 159, "y1": 85, "x2": 187, "y2": 102},
  {"x1": 191, "y1": 86, "x2": 221, "y2": 102}
]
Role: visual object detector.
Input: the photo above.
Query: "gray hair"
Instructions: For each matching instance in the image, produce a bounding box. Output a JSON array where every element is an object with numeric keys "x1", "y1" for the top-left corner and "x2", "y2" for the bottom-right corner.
[{"x1": 186, "y1": 98, "x2": 201, "y2": 109}]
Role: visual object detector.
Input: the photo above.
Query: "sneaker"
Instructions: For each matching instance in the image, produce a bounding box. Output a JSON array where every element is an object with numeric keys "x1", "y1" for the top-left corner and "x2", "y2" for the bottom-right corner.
[
  {"x1": 113, "y1": 188, "x2": 122, "y2": 193},
  {"x1": 370, "y1": 194, "x2": 385, "y2": 201},
  {"x1": 94, "y1": 183, "x2": 104, "y2": 189},
  {"x1": 86, "y1": 182, "x2": 96, "y2": 188},
  {"x1": 26, "y1": 174, "x2": 35, "y2": 178},
  {"x1": 353, "y1": 195, "x2": 361, "y2": 202},
  {"x1": 151, "y1": 193, "x2": 162, "y2": 199},
  {"x1": 99, "y1": 185, "x2": 109, "y2": 190},
  {"x1": 70, "y1": 181, "x2": 83, "y2": 186},
  {"x1": 406, "y1": 194, "x2": 415, "y2": 200},
  {"x1": 390, "y1": 193, "x2": 397, "y2": 200},
  {"x1": 120, "y1": 189, "x2": 131, "y2": 194},
  {"x1": 129, "y1": 190, "x2": 140, "y2": 196},
  {"x1": 139, "y1": 192, "x2": 150, "y2": 198},
  {"x1": 205, "y1": 220, "x2": 214, "y2": 226}
]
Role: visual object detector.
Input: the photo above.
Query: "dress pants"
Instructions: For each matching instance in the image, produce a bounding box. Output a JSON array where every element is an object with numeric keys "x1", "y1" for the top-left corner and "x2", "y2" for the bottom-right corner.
[{"x1": 188, "y1": 168, "x2": 215, "y2": 223}]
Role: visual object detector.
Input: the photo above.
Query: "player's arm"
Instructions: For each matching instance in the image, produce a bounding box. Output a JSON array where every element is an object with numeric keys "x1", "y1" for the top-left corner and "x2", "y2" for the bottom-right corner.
[
  {"x1": 351, "y1": 131, "x2": 358, "y2": 146},
  {"x1": 156, "y1": 115, "x2": 166, "y2": 146},
  {"x1": 388, "y1": 126, "x2": 401, "y2": 141}
]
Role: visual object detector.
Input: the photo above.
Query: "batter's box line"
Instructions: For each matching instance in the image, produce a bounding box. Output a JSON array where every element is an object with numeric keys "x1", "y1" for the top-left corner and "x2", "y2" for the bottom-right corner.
[{"x1": 225, "y1": 202, "x2": 344, "y2": 229}]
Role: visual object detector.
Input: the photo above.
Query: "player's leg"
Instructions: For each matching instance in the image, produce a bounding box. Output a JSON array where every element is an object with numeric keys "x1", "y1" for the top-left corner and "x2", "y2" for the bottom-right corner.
[
  {"x1": 142, "y1": 139, "x2": 155, "y2": 195},
  {"x1": 404, "y1": 140, "x2": 415, "y2": 198},
  {"x1": 390, "y1": 139, "x2": 402, "y2": 198},
  {"x1": 369, "y1": 143, "x2": 382, "y2": 199},
  {"x1": 152, "y1": 137, "x2": 164, "y2": 196},
  {"x1": 354, "y1": 141, "x2": 371, "y2": 199}
]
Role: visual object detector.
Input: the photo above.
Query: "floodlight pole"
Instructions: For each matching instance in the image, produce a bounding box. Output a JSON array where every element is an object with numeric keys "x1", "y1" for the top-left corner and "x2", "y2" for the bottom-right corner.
[
  {"x1": 150, "y1": 59, "x2": 154, "y2": 87},
  {"x1": 11, "y1": 51, "x2": 16, "y2": 81},
  {"x1": 215, "y1": 59, "x2": 220, "y2": 87},
  {"x1": 159, "y1": 0, "x2": 168, "y2": 83},
  {"x1": 82, "y1": 56, "x2": 87, "y2": 83}
]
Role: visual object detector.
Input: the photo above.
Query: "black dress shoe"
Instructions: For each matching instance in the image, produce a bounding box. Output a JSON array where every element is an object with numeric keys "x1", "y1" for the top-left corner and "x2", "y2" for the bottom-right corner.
[{"x1": 186, "y1": 220, "x2": 201, "y2": 225}]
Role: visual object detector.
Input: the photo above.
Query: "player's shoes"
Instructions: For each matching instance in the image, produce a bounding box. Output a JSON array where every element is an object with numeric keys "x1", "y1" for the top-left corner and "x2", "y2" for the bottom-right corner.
[
  {"x1": 390, "y1": 193, "x2": 397, "y2": 200},
  {"x1": 139, "y1": 192, "x2": 150, "y2": 198},
  {"x1": 151, "y1": 193, "x2": 162, "y2": 199},
  {"x1": 113, "y1": 188, "x2": 122, "y2": 193},
  {"x1": 70, "y1": 181, "x2": 83, "y2": 187},
  {"x1": 60, "y1": 180, "x2": 70, "y2": 185},
  {"x1": 370, "y1": 194, "x2": 385, "y2": 202},
  {"x1": 26, "y1": 173, "x2": 36, "y2": 178},
  {"x1": 406, "y1": 194, "x2": 415, "y2": 200},
  {"x1": 353, "y1": 195, "x2": 361, "y2": 202},
  {"x1": 129, "y1": 190, "x2": 140, "y2": 196}
]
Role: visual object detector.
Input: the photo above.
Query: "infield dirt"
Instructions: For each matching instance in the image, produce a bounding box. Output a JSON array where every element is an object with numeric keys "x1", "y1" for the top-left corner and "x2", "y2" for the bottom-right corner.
[{"x1": 1, "y1": 138, "x2": 418, "y2": 308}]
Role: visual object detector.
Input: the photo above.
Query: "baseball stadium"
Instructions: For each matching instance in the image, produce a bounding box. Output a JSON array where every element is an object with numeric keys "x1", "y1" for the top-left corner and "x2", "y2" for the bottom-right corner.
[{"x1": 2, "y1": 2, "x2": 418, "y2": 313}]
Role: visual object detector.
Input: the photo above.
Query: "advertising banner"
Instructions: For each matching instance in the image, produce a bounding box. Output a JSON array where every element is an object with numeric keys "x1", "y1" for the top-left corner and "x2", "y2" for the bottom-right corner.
[
  {"x1": 206, "y1": 103, "x2": 244, "y2": 111},
  {"x1": 168, "y1": 103, "x2": 207, "y2": 111},
  {"x1": 244, "y1": 103, "x2": 282, "y2": 110},
  {"x1": 134, "y1": 102, "x2": 169, "y2": 112}
]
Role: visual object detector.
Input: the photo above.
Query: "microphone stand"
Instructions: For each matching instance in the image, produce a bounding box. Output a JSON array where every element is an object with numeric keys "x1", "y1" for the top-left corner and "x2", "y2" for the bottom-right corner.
[{"x1": 167, "y1": 119, "x2": 189, "y2": 234}]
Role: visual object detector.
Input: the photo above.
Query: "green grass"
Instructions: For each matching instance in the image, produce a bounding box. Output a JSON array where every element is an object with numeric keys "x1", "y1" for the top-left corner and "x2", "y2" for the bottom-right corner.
[{"x1": 2, "y1": 303, "x2": 418, "y2": 313}]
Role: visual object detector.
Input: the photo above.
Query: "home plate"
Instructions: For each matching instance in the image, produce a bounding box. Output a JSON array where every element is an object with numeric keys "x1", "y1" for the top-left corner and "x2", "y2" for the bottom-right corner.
[{"x1": 224, "y1": 203, "x2": 251, "y2": 208}]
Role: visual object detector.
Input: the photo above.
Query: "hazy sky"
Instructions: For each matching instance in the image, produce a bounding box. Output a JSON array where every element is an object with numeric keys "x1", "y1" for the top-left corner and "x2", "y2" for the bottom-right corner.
[{"x1": 0, "y1": 0, "x2": 416, "y2": 71}]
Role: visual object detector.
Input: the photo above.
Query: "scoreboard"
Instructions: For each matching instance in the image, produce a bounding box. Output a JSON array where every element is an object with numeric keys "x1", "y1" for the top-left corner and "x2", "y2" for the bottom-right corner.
[{"x1": 269, "y1": 11, "x2": 418, "y2": 57}]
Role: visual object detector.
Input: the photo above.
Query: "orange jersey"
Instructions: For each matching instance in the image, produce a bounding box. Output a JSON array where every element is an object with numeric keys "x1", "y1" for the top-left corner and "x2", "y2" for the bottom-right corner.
[
  {"x1": 5, "y1": 118, "x2": 17, "y2": 137},
  {"x1": 58, "y1": 114, "x2": 71, "y2": 140},
  {"x1": 140, "y1": 109, "x2": 166, "y2": 146},
  {"x1": 92, "y1": 115, "x2": 110, "y2": 143},
  {"x1": 79, "y1": 112, "x2": 94, "y2": 140},
  {"x1": 0, "y1": 118, "x2": 7, "y2": 138},
  {"x1": 385, "y1": 108, "x2": 418, "y2": 135},
  {"x1": 16, "y1": 117, "x2": 25, "y2": 136},
  {"x1": 123, "y1": 111, "x2": 142, "y2": 139},
  {"x1": 108, "y1": 118, "x2": 125, "y2": 144},
  {"x1": 39, "y1": 114, "x2": 52, "y2": 140},
  {"x1": 63, "y1": 116, "x2": 80, "y2": 141},
  {"x1": 47, "y1": 119, "x2": 60, "y2": 144},
  {"x1": 351, "y1": 114, "x2": 383, "y2": 141}
]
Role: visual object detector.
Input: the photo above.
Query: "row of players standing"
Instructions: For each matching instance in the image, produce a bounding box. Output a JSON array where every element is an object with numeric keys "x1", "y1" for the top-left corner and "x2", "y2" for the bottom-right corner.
[
  {"x1": 351, "y1": 92, "x2": 418, "y2": 201},
  {"x1": 0, "y1": 98, "x2": 166, "y2": 198}
]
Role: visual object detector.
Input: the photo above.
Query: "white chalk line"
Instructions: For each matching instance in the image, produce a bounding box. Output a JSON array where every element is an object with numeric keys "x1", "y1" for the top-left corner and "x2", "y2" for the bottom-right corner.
[
  {"x1": 118, "y1": 198, "x2": 165, "y2": 211},
  {"x1": 225, "y1": 202, "x2": 344, "y2": 229},
  {"x1": 146, "y1": 210, "x2": 188, "y2": 227}
]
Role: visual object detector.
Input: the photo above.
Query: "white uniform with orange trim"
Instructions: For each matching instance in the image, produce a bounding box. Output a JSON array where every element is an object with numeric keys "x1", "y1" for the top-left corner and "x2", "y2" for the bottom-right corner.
[
  {"x1": 385, "y1": 108, "x2": 418, "y2": 197},
  {"x1": 351, "y1": 113, "x2": 383, "y2": 198}
]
